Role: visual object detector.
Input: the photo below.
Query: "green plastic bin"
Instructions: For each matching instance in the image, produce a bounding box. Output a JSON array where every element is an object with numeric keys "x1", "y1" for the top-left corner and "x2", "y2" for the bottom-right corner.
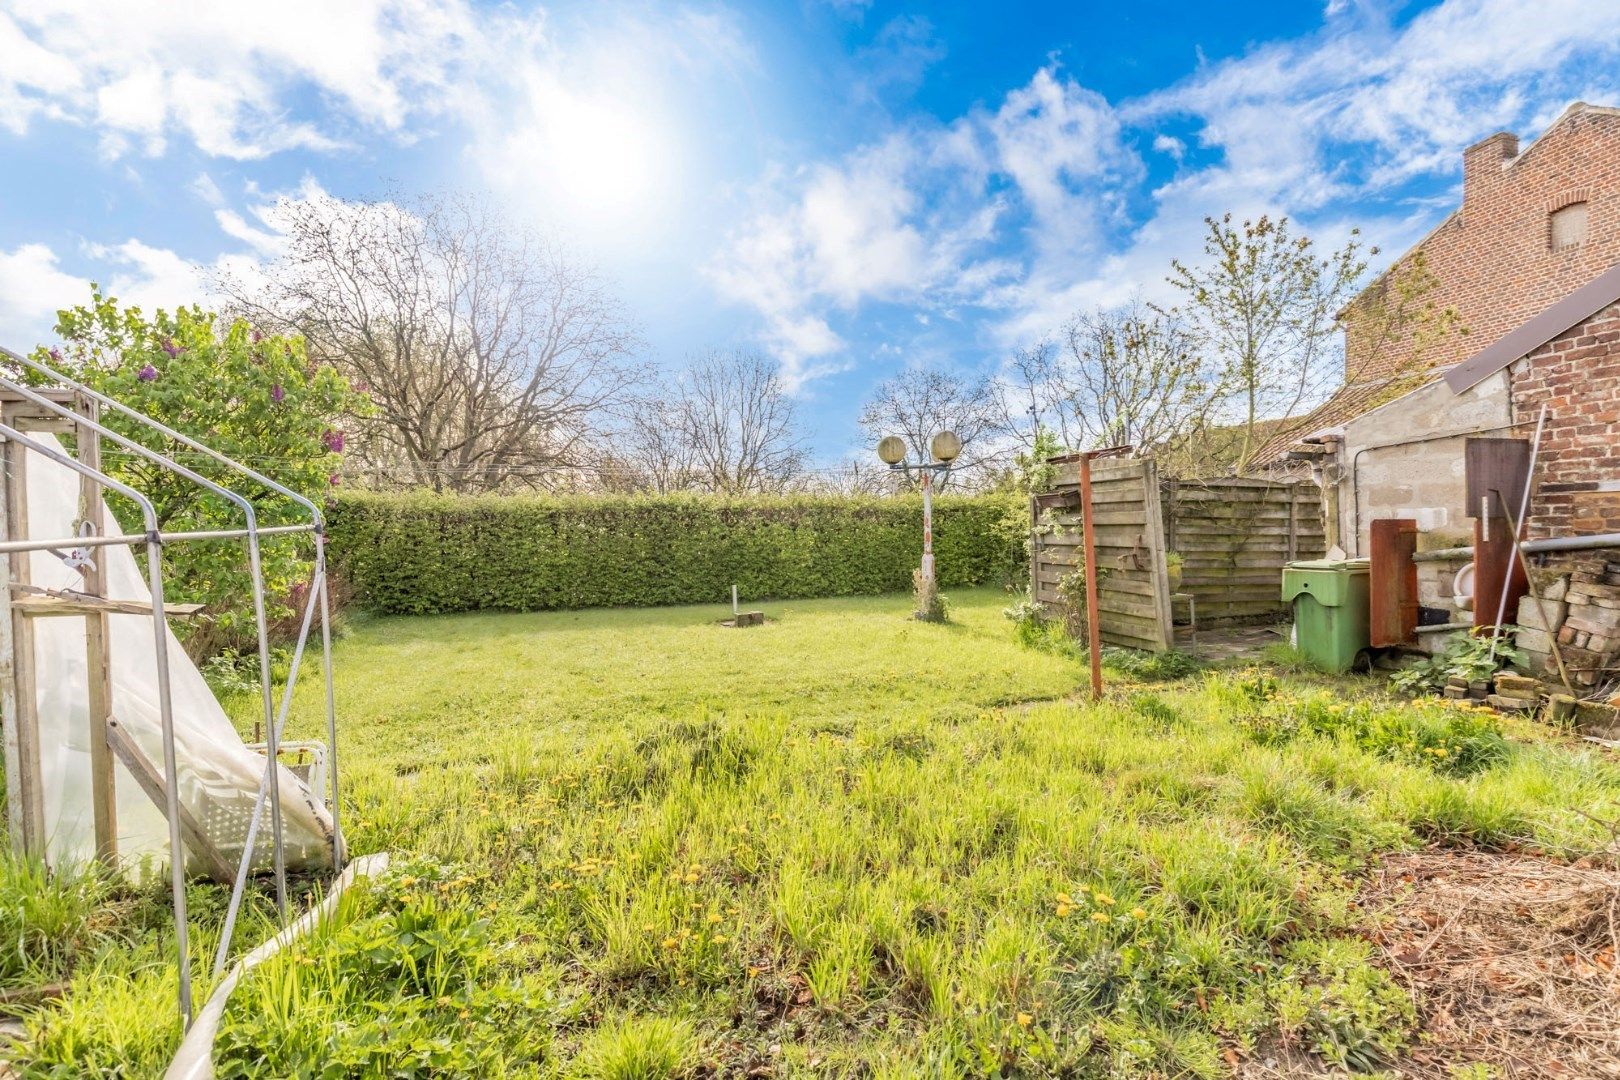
[{"x1": 1281, "y1": 558, "x2": 1371, "y2": 673}]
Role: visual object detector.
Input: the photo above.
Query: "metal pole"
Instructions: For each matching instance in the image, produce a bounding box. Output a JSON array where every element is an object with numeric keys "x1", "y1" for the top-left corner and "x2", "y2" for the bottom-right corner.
[
  {"x1": 0, "y1": 424, "x2": 194, "y2": 1028},
  {"x1": 0, "y1": 523, "x2": 313, "y2": 554},
  {"x1": 212, "y1": 570, "x2": 323, "y2": 978},
  {"x1": 1079, "y1": 452, "x2": 1103, "y2": 701},
  {"x1": 315, "y1": 534, "x2": 343, "y2": 872},
  {"x1": 1489, "y1": 403, "x2": 1548, "y2": 660},
  {"x1": 920, "y1": 468, "x2": 935, "y2": 586}
]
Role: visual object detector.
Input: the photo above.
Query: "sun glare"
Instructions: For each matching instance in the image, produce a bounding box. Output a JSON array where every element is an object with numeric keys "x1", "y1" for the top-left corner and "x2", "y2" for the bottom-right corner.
[{"x1": 523, "y1": 83, "x2": 673, "y2": 227}]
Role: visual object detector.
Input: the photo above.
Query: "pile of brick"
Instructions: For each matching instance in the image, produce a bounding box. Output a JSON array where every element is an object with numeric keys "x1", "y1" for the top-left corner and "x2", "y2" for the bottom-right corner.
[{"x1": 1514, "y1": 555, "x2": 1620, "y2": 691}]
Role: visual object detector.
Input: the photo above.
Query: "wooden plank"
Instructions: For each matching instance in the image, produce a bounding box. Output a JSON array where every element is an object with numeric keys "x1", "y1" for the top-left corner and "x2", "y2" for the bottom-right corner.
[
  {"x1": 77, "y1": 401, "x2": 117, "y2": 865},
  {"x1": 105, "y1": 718, "x2": 236, "y2": 883},
  {"x1": 1138, "y1": 456, "x2": 1174, "y2": 651},
  {"x1": 11, "y1": 586, "x2": 206, "y2": 618},
  {"x1": 1, "y1": 427, "x2": 44, "y2": 857}
]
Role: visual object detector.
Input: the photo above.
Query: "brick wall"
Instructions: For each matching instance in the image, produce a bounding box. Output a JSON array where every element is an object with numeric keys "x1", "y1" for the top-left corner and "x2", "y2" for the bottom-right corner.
[
  {"x1": 1510, "y1": 300, "x2": 1620, "y2": 537},
  {"x1": 1344, "y1": 105, "x2": 1620, "y2": 382}
]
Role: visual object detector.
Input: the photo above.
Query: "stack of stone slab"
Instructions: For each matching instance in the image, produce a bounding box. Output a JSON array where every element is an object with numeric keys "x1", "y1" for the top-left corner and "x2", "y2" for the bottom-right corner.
[{"x1": 1514, "y1": 555, "x2": 1620, "y2": 690}]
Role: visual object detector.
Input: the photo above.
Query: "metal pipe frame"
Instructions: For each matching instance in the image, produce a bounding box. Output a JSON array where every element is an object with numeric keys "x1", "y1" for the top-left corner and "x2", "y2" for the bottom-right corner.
[
  {"x1": 0, "y1": 523, "x2": 313, "y2": 554},
  {"x1": 3, "y1": 345, "x2": 344, "y2": 873},
  {"x1": 0, "y1": 376, "x2": 291, "y2": 911},
  {"x1": 0, "y1": 345, "x2": 347, "y2": 1032},
  {"x1": 0, "y1": 422, "x2": 196, "y2": 1027}
]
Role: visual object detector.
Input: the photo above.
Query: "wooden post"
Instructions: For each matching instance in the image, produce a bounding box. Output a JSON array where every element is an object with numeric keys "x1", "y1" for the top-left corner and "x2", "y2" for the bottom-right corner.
[
  {"x1": 77, "y1": 398, "x2": 117, "y2": 865},
  {"x1": 0, "y1": 414, "x2": 44, "y2": 856},
  {"x1": 1027, "y1": 494, "x2": 1040, "y2": 602},
  {"x1": 105, "y1": 719, "x2": 235, "y2": 884},
  {"x1": 1078, "y1": 454, "x2": 1103, "y2": 701}
]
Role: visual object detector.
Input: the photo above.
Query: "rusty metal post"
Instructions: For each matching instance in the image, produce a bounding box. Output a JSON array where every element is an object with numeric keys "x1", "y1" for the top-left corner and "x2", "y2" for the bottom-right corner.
[{"x1": 1078, "y1": 453, "x2": 1103, "y2": 701}]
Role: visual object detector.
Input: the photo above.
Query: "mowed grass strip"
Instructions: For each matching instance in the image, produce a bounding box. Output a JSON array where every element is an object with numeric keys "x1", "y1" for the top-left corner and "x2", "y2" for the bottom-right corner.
[{"x1": 13, "y1": 589, "x2": 1620, "y2": 1077}]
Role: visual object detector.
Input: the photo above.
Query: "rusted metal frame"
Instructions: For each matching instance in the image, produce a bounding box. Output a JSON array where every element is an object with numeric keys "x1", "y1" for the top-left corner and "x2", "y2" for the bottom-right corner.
[{"x1": 1488, "y1": 404, "x2": 1548, "y2": 660}]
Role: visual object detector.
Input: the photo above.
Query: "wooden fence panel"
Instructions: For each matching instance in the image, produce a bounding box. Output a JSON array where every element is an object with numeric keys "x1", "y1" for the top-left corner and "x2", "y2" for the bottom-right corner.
[
  {"x1": 1163, "y1": 476, "x2": 1325, "y2": 626},
  {"x1": 1033, "y1": 458, "x2": 1173, "y2": 651}
]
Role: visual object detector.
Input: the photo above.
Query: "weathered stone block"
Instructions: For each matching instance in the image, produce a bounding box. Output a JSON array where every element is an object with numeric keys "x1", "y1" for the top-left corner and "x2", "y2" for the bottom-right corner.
[
  {"x1": 1516, "y1": 596, "x2": 1567, "y2": 631},
  {"x1": 1565, "y1": 605, "x2": 1620, "y2": 634},
  {"x1": 1487, "y1": 694, "x2": 1536, "y2": 711},
  {"x1": 1494, "y1": 673, "x2": 1542, "y2": 696},
  {"x1": 1514, "y1": 626, "x2": 1555, "y2": 654}
]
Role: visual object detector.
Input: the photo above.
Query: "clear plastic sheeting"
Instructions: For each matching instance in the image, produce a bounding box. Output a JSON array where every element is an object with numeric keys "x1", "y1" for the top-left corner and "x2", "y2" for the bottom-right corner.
[{"x1": 24, "y1": 436, "x2": 334, "y2": 877}]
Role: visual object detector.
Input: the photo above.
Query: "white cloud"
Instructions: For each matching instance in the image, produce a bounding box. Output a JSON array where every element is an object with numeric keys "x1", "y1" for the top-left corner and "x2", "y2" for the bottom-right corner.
[
  {"x1": 0, "y1": 244, "x2": 87, "y2": 350},
  {"x1": 0, "y1": 1, "x2": 481, "y2": 159},
  {"x1": 709, "y1": 65, "x2": 1133, "y2": 385},
  {"x1": 714, "y1": 0, "x2": 1620, "y2": 387}
]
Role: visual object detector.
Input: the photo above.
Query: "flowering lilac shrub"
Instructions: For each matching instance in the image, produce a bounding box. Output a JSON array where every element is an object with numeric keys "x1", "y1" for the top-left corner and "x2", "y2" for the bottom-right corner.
[{"x1": 31, "y1": 288, "x2": 370, "y2": 649}]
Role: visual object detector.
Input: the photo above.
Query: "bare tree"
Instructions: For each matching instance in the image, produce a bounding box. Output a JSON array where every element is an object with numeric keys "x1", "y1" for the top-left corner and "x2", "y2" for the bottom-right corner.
[
  {"x1": 998, "y1": 301, "x2": 1217, "y2": 456},
  {"x1": 222, "y1": 192, "x2": 639, "y2": 492},
  {"x1": 857, "y1": 367, "x2": 1002, "y2": 490},
  {"x1": 619, "y1": 350, "x2": 805, "y2": 494}
]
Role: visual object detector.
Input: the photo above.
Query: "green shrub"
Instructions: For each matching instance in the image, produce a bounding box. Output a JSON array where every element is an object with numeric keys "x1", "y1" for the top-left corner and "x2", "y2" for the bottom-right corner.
[{"x1": 328, "y1": 491, "x2": 1025, "y2": 614}]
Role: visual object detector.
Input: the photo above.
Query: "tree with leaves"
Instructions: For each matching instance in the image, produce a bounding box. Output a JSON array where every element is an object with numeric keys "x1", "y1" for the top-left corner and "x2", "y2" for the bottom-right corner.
[
  {"x1": 31, "y1": 289, "x2": 368, "y2": 647},
  {"x1": 1163, "y1": 214, "x2": 1369, "y2": 473}
]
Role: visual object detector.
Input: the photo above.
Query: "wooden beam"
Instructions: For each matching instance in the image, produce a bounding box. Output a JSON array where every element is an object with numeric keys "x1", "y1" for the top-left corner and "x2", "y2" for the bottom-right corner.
[
  {"x1": 10, "y1": 585, "x2": 205, "y2": 618},
  {"x1": 77, "y1": 398, "x2": 117, "y2": 866},
  {"x1": 0, "y1": 423, "x2": 44, "y2": 856},
  {"x1": 105, "y1": 718, "x2": 236, "y2": 883}
]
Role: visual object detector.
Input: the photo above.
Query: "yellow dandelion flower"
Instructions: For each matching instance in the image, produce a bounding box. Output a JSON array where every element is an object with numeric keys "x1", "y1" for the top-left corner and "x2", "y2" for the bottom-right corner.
[
  {"x1": 1131, "y1": 907, "x2": 1147, "y2": 919},
  {"x1": 662, "y1": 937, "x2": 679, "y2": 950},
  {"x1": 1016, "y1": 1012, "x2": 1033, "y2": 1028},
  {"x1": 1095, "y1": 892, "x2": 1116, "y2": 906},
  {"x1": 1090, "y1": 911, "x2": 1111, "y2": 923},
  {"x1": 712, "y1": 935, "x2": 729, "y2": 944},
  {"x1": 708, "y1": 912, "x2": 724, "y2": 924},
  {"x1": 1055, "y1": 891, "x2": 1073, "y2": 905}
]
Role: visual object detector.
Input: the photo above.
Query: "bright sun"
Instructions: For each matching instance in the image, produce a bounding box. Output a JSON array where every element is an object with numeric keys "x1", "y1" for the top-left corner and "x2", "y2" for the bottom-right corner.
[{"x1": 514, "y1": 80, "x2": 675, "y2": 229}]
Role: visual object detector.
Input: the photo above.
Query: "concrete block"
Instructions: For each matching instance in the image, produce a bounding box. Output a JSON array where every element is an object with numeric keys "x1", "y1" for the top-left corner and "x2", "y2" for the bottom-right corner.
[
  {"x1": 1516, "y1": 596, "x2": 1567, "y2": 631},
  {"x1": 1487, "y1": 694, "x2": 1536, "y2": 712},
  {"x1": 1514, "y1": 626, "x2": 1555, "y2": 654}
]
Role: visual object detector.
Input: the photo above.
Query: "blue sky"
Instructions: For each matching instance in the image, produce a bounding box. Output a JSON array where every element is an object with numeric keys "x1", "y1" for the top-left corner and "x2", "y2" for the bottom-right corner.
[{"x1": 3, "y1": 0, "x2": 1620, "y2": 463}]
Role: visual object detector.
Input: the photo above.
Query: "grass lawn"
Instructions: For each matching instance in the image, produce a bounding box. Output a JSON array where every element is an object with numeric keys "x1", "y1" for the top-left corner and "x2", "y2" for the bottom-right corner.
[{"x1": 10, "y1": 587, "x2": 1620, "y2": 1077}]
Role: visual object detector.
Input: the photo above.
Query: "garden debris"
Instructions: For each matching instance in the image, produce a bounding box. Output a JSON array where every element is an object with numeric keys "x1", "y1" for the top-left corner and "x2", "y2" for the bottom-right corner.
[
  {"x1": 1517, "y1": 558, "x2": 1620, "y2": 690},
  {"x1": 1365, "y1": 849, "x2": 1619, "y2": 1077}
]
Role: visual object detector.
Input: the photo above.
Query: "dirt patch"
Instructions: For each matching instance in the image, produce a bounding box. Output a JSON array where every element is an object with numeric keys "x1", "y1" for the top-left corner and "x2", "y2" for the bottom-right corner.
[{"x1": 1245, "y1": 848, "x2": 1620, "y2": 1077}]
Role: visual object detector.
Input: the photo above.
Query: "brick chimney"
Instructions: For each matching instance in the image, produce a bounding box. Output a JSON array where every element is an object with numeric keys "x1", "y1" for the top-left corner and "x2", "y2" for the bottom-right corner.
[{"x1": 1462, "y1": 130, "x2": 1518, "y2": 206}]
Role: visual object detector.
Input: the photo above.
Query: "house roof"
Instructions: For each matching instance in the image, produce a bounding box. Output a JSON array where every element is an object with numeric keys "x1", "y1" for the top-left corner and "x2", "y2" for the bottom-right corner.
[
  {"x1": 1248, "y1": 371, "x2": 1439, "y2": 468},
  {"x1": 1444, "y1": 258, "x2": 1620, "y2": 393}
]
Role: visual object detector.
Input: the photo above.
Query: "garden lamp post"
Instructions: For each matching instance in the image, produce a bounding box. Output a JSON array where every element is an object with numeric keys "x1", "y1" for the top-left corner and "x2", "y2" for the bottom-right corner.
[{"x1": 877, "y1": 431, "x2": 961, "y2": 615}]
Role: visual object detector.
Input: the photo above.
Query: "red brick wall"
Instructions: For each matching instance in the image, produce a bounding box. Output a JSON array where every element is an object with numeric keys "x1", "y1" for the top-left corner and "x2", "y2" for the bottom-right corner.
[
  {"x1": 1344, "y1": 106, "x2": 1620, "y2": 382},
  {"x1": 1510, "y1": 300, "x2": 1620, "y2": 538}
]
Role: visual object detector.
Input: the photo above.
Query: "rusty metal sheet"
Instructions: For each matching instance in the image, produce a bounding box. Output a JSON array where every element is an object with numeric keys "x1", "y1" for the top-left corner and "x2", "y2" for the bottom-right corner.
[{"x1": 1368, "y1": 518, "x2": 1418, "y2": 647}]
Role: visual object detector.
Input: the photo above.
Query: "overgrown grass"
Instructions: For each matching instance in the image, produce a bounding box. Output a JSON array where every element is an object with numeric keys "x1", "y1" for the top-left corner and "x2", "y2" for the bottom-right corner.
[{"x1": 11, "y1": 588, "x2": 1620, "y2": 1076}]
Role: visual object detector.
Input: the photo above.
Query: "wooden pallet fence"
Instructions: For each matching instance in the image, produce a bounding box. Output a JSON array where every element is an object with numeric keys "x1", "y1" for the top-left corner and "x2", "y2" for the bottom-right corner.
[
  {"x1": 1162, "y1": 477, "x2": 1326, "y2": 626},
  {"x1": 1032, "y1": 457, "x2": 1174, "y2": 651}
]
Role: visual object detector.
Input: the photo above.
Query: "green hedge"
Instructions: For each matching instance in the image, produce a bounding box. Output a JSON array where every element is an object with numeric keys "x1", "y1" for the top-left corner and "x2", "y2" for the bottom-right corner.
[{"x1": 327, "y1": 491, "x2": 1026, "y2": 615}]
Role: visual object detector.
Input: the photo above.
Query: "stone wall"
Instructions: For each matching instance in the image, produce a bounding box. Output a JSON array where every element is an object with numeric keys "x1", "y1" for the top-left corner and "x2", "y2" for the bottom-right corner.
[
  {"x1": 1514, "y1": 553, "x2": 1620, "y2": 693},
  {"x1": 1343, "y1": 105, "x2": 1620, "y2": 383}
]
